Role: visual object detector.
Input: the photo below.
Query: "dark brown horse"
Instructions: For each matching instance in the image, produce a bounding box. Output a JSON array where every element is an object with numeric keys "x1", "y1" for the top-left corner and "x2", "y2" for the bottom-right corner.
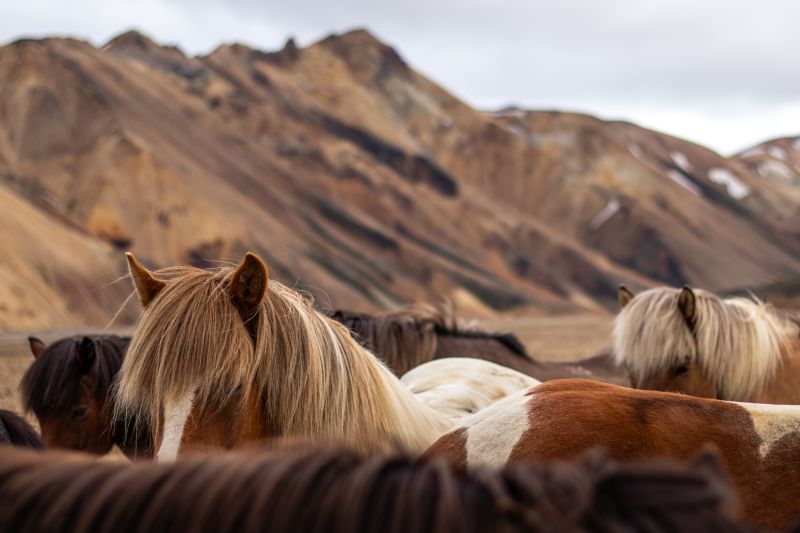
[
  {"x1": 20, "y1": 335, "x2": 151, "y2": 457},
  {"x1": 0, "y1": 446, "x2": 745, "y2": 532},
  {"x1": 330, "y1": 307, "x2": 628, "y2": 385},
  {"x1": 0, "y1": 409, "x2": 43, "y2": 449}
]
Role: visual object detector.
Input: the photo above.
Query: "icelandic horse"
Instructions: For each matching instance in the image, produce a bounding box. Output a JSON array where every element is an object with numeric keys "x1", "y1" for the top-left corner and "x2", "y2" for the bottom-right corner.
[{"x1": 116, "y1": 252, "x2": 537, "y2": 460}]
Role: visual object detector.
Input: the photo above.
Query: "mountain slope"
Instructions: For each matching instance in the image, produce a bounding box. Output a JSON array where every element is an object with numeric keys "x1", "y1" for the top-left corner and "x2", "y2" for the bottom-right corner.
[{"x1": 0, "y1": 29, "x2": 798, "y2": 329}]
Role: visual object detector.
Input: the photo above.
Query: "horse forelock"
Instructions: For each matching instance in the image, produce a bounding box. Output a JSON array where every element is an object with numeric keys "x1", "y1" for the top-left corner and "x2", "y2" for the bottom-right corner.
[
  {"x1": 116, "y1": 265, "x2": 446, "y2": 453},
  {"x1": 613, "y1": 287, "x2": 792, "y2": 400}
]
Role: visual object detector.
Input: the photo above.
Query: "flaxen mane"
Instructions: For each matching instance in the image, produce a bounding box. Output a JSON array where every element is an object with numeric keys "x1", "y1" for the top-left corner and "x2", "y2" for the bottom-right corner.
[
  {"x1": 614, "y1": 287, "x2": 793, "y2": 400},
  {"x1": 0, "y1": 410, "x2": 42, "y2": 449},
  {"x1": 330, "y1": 305, "x2": 529, "y2": 376},
  {"x1": 21, "y1": 336, "x2": 130, "y2": 420},
  {"x1": 0, "y1": 447, "x2": 745, "y2": 532},
  {"x1": 115, "y1": 265, "x2": 448, "y2": 454}
]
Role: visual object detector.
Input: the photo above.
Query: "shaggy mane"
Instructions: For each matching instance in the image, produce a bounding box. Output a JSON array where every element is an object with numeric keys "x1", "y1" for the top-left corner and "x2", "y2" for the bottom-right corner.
[
  {"x1": 0, "y1": 447, "x2": 744, "y2": 533},
  {"x1": 330, "y1": 305, "x2": 528, "y2": 375},
  {"x1": 0, "y1": 410, "x2": 43, "y2": 449},
  {"x1": 613, "y1": 287, "x2": 793, "y2": 400},
  {"x1": 115, "y1": 265, "x2": 448, "y2": 454}
]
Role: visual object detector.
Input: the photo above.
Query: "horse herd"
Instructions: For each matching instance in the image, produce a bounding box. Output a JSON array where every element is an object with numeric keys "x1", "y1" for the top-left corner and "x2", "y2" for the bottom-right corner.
[{"x1": 2, "y1": 251, "x2": 800, "y2": 531}]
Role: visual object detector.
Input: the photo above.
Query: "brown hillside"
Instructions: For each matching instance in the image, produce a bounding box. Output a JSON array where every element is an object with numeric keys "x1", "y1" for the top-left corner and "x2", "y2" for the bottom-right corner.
[{"x1": 0, "y1": 29, "x2": 798, "y2": 329}]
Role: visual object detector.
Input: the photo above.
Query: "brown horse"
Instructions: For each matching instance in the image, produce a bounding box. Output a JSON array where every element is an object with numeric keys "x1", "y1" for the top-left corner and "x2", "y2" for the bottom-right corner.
[
  {"x1": 20, "y1": 335, "x2": 151, "y2": 457},
  {"x1": 330, "y1": 308, "x2": 628, "y2": 385},
  {"x1": 0, "y1": 409, "x2": 43, "y2": 449},
  {"x1": 117, "y1": 252, "x2": 535, "y2": 460},
  {"x1": 425, "y1": 379, "x2": 800, "y2": 530},
  {"x1": 615, "y1": 285, "x2": 800, "y2": 402},
  {"x1": 0, "y1": 446, "x2": 746, "y2": 532}
]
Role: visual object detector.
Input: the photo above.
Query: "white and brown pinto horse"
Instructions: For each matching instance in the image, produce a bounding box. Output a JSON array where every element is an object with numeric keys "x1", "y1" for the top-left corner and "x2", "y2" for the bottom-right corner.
[
  {"x1": 425, "y1": 379, "x2": 800, "y2": 530},
  {"x1": 116, "y1": 253, "x2": 537, "y2": 461},
  {"x1": 614, "y1": 285, "x2": 800, "y2": 403}
]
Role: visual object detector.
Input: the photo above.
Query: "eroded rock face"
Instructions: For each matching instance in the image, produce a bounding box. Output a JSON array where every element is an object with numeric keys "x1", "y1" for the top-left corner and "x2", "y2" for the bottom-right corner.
[{"x1": 0, "y1": 30, "x2": 798, "y2": 328}]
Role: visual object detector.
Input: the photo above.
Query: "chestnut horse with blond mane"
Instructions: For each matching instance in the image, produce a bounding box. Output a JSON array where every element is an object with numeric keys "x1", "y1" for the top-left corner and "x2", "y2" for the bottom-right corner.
[
  {"x1": 614, "y1": 285, "x2": 800, "y2": 403},
  {"x1": 425, "y1": 379, "x2": 800, "y2": 530},
  {"x1": 116, "y1": 252, "x2": 537, "y2": 461}
]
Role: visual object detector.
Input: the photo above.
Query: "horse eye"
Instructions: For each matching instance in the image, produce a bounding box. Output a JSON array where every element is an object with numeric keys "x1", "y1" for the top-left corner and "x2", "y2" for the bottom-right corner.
[
  {"x1": 72, "y1": 406, "x2": 88, "y2": 420},
  {"x1": 674, "y1": 364, "x2": 690, "y2": 377}
]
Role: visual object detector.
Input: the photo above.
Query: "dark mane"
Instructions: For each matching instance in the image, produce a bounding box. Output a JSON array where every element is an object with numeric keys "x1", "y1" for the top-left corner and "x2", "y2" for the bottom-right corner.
[
  {"x1": 0, "y1": 410, "x2": 43, "y2": 449},
  {"x1": 0, "y1": 447, "x2": 743, "y2": 532},
  {"x1": 328, "y1": 305, "x2": 529, "y2": 375},
  {"x1": 20, "y1": 335, "x2": 131, "y2": 418},
  {"x1": 437, "y1": 329, "x2": 529, "y2": 359}
]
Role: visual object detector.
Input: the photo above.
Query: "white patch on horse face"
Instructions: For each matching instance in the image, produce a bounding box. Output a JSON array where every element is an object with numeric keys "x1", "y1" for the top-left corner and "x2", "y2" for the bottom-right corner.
[
  {"x1": 157, "y1": 389, "x2": 196, "y2": 462},
  {"x1": 461, "y1": 387, "x2": 533, "y2": 469},
  {"x1": 736, "y1": 402, "x2": 800, "y2": 457}
]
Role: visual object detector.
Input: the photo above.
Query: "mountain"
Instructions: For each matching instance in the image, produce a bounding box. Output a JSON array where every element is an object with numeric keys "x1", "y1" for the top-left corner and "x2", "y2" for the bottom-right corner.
[{"x1": 0, "y1": 29, "x2": 798, "y2": 330}]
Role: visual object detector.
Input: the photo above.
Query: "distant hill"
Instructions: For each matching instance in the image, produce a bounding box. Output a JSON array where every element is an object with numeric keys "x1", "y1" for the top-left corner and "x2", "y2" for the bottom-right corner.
[{"x1": 0, "y1": 29, "x2": 798, "y2": 329}]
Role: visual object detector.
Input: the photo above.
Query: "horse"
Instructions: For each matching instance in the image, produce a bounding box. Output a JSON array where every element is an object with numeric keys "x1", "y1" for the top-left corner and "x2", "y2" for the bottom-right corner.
[
  {"x1": 614, "y1": 285, "x2": 800, "y2": 402},
  {"x1": 117, "y1": 252, "x2": 537, "y2": 460},
  {"x1": 0, "y1": 409, "x2": 43, "y2": 449},
  {"x1": 0, "y1": 446, "x2": 747, "y2": 533},
  {"x1": 424, "y1": 379, "x2": 800, "y2": 530},
  {"x1": 20, "y1": 335, "x2": 152, "y2": 457},
  {"x1": 330, "y1": 307, "x2": 629, "y2": 386}
]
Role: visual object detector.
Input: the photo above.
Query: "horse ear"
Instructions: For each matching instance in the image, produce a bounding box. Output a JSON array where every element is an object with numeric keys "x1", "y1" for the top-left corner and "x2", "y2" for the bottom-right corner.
[
  {"x1": 227, "y1": 252, "x2": 269, "y2": 320},
  {"x1": 28, "y1": 337, "x2": 46, "y2": 359},
  {"x1": 618, "y1": 285, "x2": 635, "y2": 308},
  {"x1": 76, "y1": 337, "x2": 96, "y2": 374},
  {"x1": 678, "y1": 286, "x2": 698, "y2": 330},
  {"x1": 126, "y1": 253, "x2": 166, "y2": 307}
]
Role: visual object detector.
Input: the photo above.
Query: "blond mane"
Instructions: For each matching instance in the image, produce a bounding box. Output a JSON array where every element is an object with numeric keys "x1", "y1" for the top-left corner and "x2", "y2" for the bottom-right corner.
[
  {"x1": 114, "y1": 265, "x2": 450, "y2": 454},
  {"x1": 613, "y1": 287, "x2": 793, "y2": 400}
]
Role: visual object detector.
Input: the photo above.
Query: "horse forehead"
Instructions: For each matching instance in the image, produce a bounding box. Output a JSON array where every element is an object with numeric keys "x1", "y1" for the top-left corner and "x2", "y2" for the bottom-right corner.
[{"x1": 735, "y1": 402, "x2": 800, "y2": 457}]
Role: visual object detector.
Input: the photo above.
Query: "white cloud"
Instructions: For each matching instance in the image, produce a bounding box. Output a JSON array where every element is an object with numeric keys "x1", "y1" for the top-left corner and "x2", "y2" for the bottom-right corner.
[{"x1": 1, "y1": 0, "x2": 798, "y2": 154}]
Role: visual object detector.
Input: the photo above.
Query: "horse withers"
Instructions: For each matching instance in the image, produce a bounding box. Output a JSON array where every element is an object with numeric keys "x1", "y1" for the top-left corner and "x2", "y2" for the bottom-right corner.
[
  {"x1": 614, "y1": 285, "x2": 800, "y2": 403},
  {"x1": 425, "y1": 379, "x2": 800, "y2": 530}
]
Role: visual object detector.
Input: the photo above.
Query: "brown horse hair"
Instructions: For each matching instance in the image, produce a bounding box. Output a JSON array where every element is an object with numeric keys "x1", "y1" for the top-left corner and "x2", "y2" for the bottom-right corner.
[
  {"x1": 329, "y1": 305, "x2": 529, "y2": 375},
  {"x1": 20, "y1": 335, "x2": 131, "y2": 420},
  {"x1": 0, "y1": 445, "x2": 745, "y2": 533},
  {"x1": 0, "y1": 410, "x2": 43, "y2": 449}
]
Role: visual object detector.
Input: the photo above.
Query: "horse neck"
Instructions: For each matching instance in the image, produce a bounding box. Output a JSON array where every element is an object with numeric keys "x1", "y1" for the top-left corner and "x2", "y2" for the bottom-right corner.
[
  {"x1": 366, "y1": 356, "x2": 453, "y2": 452},
  {"x1": 755, "y1": 338, "x2": 800, "y2": 404},
  {"x1": 435, "y1": 334, "x2": 541, "y2": 376}
]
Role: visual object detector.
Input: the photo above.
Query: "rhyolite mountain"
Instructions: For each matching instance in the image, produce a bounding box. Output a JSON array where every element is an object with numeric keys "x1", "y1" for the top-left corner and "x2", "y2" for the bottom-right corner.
[{"x1": 0, "y1": 29, "x2": 798, "y2": 330}]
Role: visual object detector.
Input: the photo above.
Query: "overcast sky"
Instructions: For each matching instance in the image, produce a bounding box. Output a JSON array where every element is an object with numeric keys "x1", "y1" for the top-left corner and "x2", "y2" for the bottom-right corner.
[{"x1": 2, "y1": 0, "x2": 799, "y2": 154}]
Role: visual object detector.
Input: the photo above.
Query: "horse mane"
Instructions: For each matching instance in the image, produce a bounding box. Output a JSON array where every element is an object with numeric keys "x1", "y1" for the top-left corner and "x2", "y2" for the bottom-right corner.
[
  {"x1": 329, "y1": 304, "x2": 529, "y2": 376},
  {"x1": 20, "y1": 335, "x2": 130, "y2": 418},
  {"x1": 0, "y1": 410, "x2": 43, "y2": 449},
  {"x1": 115, "y1": 266, "x2": 447, "y2": 454},
  {"x1": 613, "y1": 287, "x2": 793, "y2": 400},
  {"x1": 0, "y1": 446, "x2": 744, "y2": 532}
]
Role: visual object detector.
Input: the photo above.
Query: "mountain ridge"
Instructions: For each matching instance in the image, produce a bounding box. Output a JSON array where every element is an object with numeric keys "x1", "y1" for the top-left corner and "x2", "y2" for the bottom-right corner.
[{"x1": 0, "y1": 28, "x2": 798, "y2": 330}]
